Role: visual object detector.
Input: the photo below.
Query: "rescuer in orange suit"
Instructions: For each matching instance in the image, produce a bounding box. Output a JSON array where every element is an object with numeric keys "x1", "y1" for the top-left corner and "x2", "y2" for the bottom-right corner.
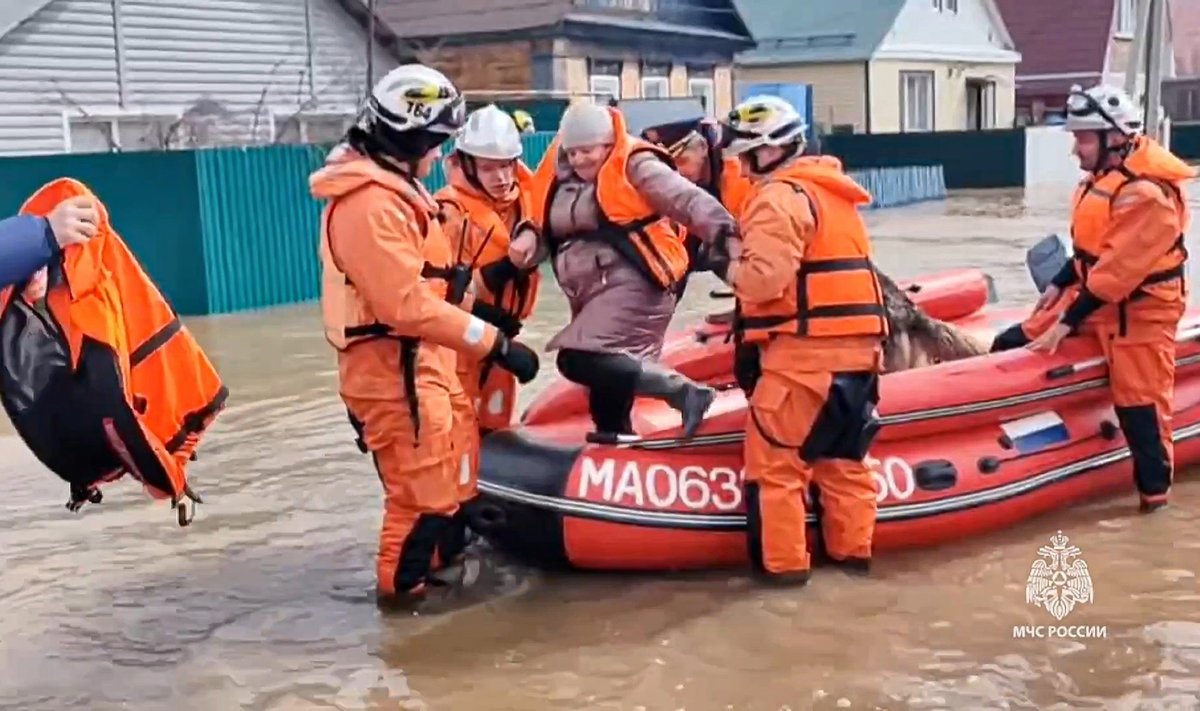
[
  {"x1": 990, "y1": 84, "x2": 1195, "y2": 513},
  {"x1": 434, "y1": 104, "x2": 542, "y2": 565},
  {"x1": 714, "y1": 95, "x2": 888, "y2": 585},
  {"x1": 639, "y1": 115, "x2": 752, "y2": 299},
  {"x1": 309, "y1": 64, "x2": 541, "y2": 607}
]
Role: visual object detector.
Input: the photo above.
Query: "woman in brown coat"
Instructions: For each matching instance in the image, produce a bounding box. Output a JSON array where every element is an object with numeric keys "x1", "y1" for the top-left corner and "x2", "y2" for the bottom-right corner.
[{"x1": 510, "y1": 102, "x2": 739, "y2": 438}]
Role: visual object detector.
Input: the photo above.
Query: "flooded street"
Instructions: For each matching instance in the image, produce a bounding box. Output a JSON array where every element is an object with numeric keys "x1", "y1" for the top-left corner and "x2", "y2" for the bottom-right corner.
[{"x1": 3, "y1": 186, "x2": 1200, "y2": 710}]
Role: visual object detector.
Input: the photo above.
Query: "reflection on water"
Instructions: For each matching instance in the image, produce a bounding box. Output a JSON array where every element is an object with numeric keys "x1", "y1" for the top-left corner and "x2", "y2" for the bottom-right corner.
[{"x1": 1, "y1": 187, "x2": 1198, "y2": 710}]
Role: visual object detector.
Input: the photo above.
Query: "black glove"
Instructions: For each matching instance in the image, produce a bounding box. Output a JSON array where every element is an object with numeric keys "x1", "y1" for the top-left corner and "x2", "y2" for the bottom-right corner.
[
  {"x1": 489, "y1": 333, "x2": 539, "y2": 384},
  {"x1": 697, "y1": 242, "x2": 732, "y2": 282},
  {"x1": 734, "y1": 341, "x2": 762, "y2": 395},
  {"x1": 472, "y1": 300, "x2": 522, "y2": 338},
  {"x1": 478, "y1": 256, "x2": 521, "y2": 296}
]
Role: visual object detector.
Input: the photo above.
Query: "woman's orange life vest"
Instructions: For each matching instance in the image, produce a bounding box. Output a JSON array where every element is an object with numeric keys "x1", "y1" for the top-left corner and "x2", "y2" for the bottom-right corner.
[
  {"x1": 0, "y1": 178, "x2": 227, "y2": 524},
  {"x1": 435, "y1": 162, "x2": 541, "y2": 321},
  {"x1": 536, "y1": 107, "x2": 690, "y2": 291},
  {"x1": 1069, "y1": 136, "x2": 1193, "y2": 307},
  {"x1": 736, "y1": 158, "x2": 889, "y2": 342}
]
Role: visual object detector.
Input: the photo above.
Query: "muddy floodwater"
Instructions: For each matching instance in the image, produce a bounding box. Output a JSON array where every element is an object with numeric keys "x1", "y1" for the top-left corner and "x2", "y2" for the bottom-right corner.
[{"x1": 2, "y1": 185, "x2": 1200, "y2": 710}]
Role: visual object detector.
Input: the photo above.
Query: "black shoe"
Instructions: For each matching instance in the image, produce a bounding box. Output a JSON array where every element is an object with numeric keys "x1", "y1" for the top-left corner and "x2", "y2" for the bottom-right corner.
[
  {"x1": 755, "y1": 569, "x2": 811, "y2": 587},
  {"x1": 828, "y1": 556, "x2": 871, "y2": 576}
]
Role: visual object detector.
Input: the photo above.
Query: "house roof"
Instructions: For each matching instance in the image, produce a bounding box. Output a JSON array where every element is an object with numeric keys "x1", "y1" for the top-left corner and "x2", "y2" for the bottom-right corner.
[
  {"x1": 365, "y1": 0, "x2": 569, "y2": 39},
  {"x1": 353, "y1": 0, "x2": 750, "y2": 44},
  {"x1": 0, "y1": 0, "x2": 54, "y2": 39},
  {"x1": 733, "y1": 0, "x2": 905, "y2": 65},
  {"x1": 1171, "y1": 0, "x2": 1200, "y2": 77},
  {"x1": 994, "y1": 0, "x2": 1114, "y2": 78}
]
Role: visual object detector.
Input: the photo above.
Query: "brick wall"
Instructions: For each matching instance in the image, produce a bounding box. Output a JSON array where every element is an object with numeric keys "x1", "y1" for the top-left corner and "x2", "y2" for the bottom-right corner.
[{"x1": 427, "y1": 41, "x2": 534, "y2": 92}]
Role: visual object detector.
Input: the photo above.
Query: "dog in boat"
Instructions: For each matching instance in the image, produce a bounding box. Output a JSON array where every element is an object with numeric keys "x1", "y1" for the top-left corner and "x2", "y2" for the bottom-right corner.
[
  {"x1": 706, "y1": 268, "x2": 989, "y2": 373},
  {"x1": 875, "y1": 268, "x2": 990, "y2": 373}
]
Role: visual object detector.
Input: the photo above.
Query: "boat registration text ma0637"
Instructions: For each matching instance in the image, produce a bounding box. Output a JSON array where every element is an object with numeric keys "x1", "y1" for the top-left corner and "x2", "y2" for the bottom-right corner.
[{"x1": 573, "y1": 454, "x2": 918, "y2": 514}]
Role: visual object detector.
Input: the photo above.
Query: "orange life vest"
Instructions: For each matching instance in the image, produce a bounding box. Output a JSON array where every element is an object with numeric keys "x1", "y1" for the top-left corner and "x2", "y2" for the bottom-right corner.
[
  {"x1": 538, "y1": 108, "x2": 690, "y2": 291},
  {"x1": 318, "y1": 163, "x2": 467, "y2": 443},
  {"x1": 716, "y1": 155, "x2": 752, "y2": 220},
  {"x1": 1070, "y1": 136, "x2": 1191, "y2": 305},
  {"x1": 435, "y1": 163, "x2": 541, "y2": 321},
  {"x1": 0, "y1": 178, "x2": 227, "y2": 524},
  {"x1": 736, "y1": 160, "x2": 888, "y2": 343},
  {"x1": 320, "y1": 168, "x2": 468, "y2": 352}
]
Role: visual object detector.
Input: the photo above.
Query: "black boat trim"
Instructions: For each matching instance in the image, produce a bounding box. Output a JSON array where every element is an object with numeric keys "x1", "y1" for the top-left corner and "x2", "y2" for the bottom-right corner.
[
  {"x1": 477, "y1": 421, "x2": 1200, "y2": 531},
  {"x1": 612, "y1": 352, "x2": 1200, "y2": 450}
]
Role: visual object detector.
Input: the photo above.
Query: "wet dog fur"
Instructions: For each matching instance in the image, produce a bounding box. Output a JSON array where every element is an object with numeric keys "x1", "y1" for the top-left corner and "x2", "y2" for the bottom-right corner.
[
  {"x1": 875, "y1": 269, "x2": 990, "y2": 373},
  {"x1": 703, "y1": 268, "x2": 989, "y2": 373}
]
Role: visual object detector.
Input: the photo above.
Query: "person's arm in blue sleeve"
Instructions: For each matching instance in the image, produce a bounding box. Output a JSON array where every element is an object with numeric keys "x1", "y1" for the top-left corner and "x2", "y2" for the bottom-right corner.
[{"x1": 0, "y1": 215, "x2": 57, "y2": 290}]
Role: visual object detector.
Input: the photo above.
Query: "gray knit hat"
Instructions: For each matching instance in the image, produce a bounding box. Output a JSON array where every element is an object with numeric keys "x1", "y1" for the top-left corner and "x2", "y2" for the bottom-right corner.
[{"x1": 559, "y1": 102, "x2": 616, "y2": 149}]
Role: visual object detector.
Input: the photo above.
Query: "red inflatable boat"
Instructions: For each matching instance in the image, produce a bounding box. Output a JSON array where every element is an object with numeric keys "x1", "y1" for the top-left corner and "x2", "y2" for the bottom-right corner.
[{"x1": 466, "y1": 267, "x2": 1200, "y2": 571}]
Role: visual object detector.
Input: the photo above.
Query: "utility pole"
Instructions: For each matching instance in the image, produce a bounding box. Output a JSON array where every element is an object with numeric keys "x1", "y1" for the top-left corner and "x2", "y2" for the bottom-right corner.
[
  {"x1": 366, "y1": 0, "x2": 376, "y2": 96},
  {"x1": 1142, "y1": 0, "x2": 1165, "y2": 142}
]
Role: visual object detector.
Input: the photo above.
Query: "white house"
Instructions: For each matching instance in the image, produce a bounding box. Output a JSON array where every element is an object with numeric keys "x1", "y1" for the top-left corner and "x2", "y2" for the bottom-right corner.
[
  {"x1": 734, "y1": 0, "x2": 1022, "y2": 134},
  {"x1": 0, "y1": 0, "x2": 397, "y2": 156}
]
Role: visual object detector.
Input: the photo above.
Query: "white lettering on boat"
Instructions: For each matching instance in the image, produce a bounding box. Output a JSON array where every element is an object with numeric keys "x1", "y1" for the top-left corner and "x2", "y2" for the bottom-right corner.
[
  {"x1": 866, "y1": 455, "x2": 917, "y2": 503},
  {"x1": 577, "y1": 457, "x2": 744, "y2": 513},
  {"x1": 577, "y1": 455, "x2": 918, "y2": 510}
]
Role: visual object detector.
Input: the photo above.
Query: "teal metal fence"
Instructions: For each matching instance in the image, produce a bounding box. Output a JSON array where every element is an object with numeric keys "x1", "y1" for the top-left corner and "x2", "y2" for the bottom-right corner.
[
  {"x1": 849, "y1": 165, "x2": 946, "y2": 208},
  {"x1": 0, "y1": 131, "x2": 948, "y2": 316}
]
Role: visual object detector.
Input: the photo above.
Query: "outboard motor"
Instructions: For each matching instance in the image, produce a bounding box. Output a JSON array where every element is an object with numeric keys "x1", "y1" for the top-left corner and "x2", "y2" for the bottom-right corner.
[{"x1": 1026, "y1": 233, "x2": 1072, "y2": 293}]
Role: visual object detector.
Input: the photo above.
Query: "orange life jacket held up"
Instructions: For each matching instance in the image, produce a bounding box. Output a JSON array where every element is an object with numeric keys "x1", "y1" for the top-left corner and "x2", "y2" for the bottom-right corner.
[
  {"x1": 736, "y1": 161, "x2": 888, "y2": 343},
  {"x1": 0, "y1": 178, "x2": 227, "y2": 524},
  {"x1": 1069, "y1": 136, "x2": 1191, "y2": 319},
  {"x1": 538, "y1": 108, "x2": 690, "y2": 291}
]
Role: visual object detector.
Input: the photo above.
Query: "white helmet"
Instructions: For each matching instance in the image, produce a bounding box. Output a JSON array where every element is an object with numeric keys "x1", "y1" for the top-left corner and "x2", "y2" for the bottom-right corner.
[
  {"x1": 1064, "y1": 84, "x2": 1143, "y2": 135},
  {"x1": 722, "y1": 95, "x2": 807, "y2": 158},
  {"x1": 455, "y1": 104, "x2": 523, "y2": 160},
  {"x1": 359, "y1": 64, "x2": 465, "y2": 138}
]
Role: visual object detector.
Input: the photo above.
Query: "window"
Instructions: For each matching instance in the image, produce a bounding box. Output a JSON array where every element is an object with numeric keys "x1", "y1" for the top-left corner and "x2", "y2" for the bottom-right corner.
[
  {"x1": 63, "y1": 113, "x2": 180, "y2": 153},
  {"x1": 931, "y1": 0, "x2": 957, "y2": 11},
  {"x1": 590, "y1": 75, "x2": 620, "y2": 103},
  {"x1": 1116, "y1": 0, "x2": 1135, "y2": 36},
  {"x1": 900, "y1": 71, "x2": 934, "y2": 132},
  {"x1": 641, "y1": 76, "x2": 669, "y2": 98},
  {"x1": 274, "y1": 112, "x2": 354, "y2": 144},
  {"x1": 641, "y1": 61, "x2": 670, "y2": 99},
  {"x1": 688, "y1": 77, "x2": 716, "y2": 116}
]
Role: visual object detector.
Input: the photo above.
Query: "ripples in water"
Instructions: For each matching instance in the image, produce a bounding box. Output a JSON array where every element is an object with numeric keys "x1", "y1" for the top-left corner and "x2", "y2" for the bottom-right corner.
[{"x1": 2, "y1": 188, "x2": 1199, "y2": 710}]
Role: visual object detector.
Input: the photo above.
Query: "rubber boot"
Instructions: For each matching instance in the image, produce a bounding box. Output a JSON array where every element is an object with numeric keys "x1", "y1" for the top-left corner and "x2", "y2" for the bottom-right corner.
[{"x1": 633, "y1": 363, "x2": 715, "y2": 438}]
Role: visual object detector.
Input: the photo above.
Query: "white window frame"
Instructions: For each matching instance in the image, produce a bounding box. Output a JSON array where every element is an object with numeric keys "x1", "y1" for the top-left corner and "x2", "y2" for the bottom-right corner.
[
  {"x1": 931, "y1": 0, "x2": 957, "y2": 11},
  {"x1": 688, "y1": 77, "x2": 716, "y2": 116},
  {"x1": 273, "y1": 111, "x2": 355, "y2": 144},
  {"x1": 590, "y1": 74, "x2": 621, "y2": 103},
  {"x1": 900, "y1": 71, "x2": 935, "y2": 132},
  {"x1": 1115, "y1": 0, "x2": 1135, "y2": 37},
  {"x1": 61, "y1": 110, "x2": 182, "y2": 153},
  {"x1": 640, "y1": 76, "x2": 669, "y2": 99}
]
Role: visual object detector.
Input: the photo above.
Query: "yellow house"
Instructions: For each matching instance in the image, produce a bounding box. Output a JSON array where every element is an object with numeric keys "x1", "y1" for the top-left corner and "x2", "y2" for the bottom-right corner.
[{"x1": 733, "y1": 0, "x2": 1021, "y2": 134}]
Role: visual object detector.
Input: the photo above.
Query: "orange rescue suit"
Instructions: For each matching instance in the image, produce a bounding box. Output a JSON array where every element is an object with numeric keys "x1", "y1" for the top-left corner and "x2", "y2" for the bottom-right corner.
[
  {"x1": 311, "y1": 149, "x2": 501, "y2": 600},
  {"x1": 533, "y1": 108, "x2": 691, "y2": 292},
  {"x1": 0, "y1": 178, "x2": 227, "y2": 524},
  {"x1": 435, "y1": 164, "x2": 541, "y2": 537},
  {"x1": 730, "y1": 156, "x2": 887, "y2": 581},
  {"x1": 1010, "y1": 136, "x2": 1194, "y2": 509}
]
